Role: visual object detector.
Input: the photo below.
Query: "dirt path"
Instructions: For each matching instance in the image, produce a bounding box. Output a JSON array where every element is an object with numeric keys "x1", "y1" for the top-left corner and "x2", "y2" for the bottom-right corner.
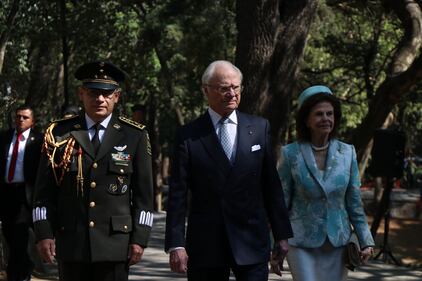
[{"x1": 371, "y1": 216, "x2": 422, "y2": 266}]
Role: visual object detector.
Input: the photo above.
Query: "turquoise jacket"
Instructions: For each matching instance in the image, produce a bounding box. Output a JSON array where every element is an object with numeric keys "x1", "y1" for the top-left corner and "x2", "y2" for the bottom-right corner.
[{"x1": 278, "y1": 139, "x2": 374, "y2": 248}]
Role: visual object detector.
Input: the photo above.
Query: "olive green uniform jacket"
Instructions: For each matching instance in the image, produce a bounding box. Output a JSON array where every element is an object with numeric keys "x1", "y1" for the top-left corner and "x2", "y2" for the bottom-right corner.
[{"x1": 32, "y1": 114, "x2": 153, "y2": 262}]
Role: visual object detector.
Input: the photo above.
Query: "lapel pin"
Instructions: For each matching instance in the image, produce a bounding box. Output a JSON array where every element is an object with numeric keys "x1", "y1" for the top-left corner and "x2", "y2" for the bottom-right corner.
[
  {"x1": 251, "y1": 144, "x2": 261, "y2": 152},
  {"x1": 113, "y1": 123, "x2": 121, "y2": 130},
  {"x1": 249, "y1": 131, "x2": 253, "y2": 135},
  {"x1": 74, "y1": 124, "x2": 81, "y2": 129}
]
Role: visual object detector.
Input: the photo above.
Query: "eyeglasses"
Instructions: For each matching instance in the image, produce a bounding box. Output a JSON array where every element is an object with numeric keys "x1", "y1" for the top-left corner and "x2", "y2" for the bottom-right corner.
[
  {"x1": 84, "y1": 88, "x2": 117, "y2": 99},
  {"x1": 205, "y1": 84, "x2": 243, "y2": 94}
]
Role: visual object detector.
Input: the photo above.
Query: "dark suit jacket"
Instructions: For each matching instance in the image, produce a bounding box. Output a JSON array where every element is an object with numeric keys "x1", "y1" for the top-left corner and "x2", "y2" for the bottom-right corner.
[
  {"x1": 0, "y1": 128, "x2": 43, "y2": 214},
  {"x1": 32, "y1": 114, "x2": 154, "y2": 262},
  {"x1": 165, "y1": 111, "x2": 293, "y2": 267}
]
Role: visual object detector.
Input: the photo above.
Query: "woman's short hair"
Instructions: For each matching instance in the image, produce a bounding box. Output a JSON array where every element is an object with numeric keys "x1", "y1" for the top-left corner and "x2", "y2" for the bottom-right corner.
[{"x1": 296, "y1": 93, "x2": 342, "y2": 141}]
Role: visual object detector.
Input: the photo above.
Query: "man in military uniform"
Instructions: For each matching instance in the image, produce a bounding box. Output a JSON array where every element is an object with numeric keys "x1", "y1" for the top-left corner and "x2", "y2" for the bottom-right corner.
[{"x1": 32, "y1": 61, "x2": 154, "y2": 281}]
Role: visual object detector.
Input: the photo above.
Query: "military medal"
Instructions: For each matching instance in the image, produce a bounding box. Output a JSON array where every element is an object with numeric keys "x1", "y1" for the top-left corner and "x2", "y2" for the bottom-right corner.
[{"x1": 111, "y1": 151, "x2": 131, "y2": 166}]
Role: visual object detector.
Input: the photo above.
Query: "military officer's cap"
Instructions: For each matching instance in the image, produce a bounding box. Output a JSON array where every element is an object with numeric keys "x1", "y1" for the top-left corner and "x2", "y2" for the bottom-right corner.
[{"x1": 75, "y1": 61, "x2": 126, "y2": 91}]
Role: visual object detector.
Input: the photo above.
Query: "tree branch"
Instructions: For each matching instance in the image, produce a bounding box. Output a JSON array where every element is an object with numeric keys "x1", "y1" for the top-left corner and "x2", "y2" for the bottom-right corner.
[
  {"x1": 0, "y1": 0, "x2": 21, "y2": 74},
  {"x1": 384, "y1": 0, "x2": 422, "y2": 75}
]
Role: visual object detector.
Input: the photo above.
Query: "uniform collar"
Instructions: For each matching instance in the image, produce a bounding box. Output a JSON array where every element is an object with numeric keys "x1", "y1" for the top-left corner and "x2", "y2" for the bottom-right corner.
[{"x1": 85, "y1": 113, "x2": 112, "y2": 129}]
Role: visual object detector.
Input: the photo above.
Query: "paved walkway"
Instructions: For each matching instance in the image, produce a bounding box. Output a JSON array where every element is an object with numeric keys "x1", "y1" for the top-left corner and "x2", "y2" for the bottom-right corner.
[{"x1": 31, "y1": 212, "x2": 422, "y2": 281}]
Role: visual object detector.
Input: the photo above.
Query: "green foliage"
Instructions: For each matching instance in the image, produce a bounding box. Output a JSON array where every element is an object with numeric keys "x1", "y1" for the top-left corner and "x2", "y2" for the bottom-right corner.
[
  {"x1": 301, "y1": 1, "x2": 412, "y2": 139},
  {"x1": 398, "y1": 87, "x2": 422, "y2": 155},
  {"x1": 1, "y1": 0, "x2": 419, "y2": 157},
  {"x1": 0, "y1": 0, "x2": 237, "y2": 133}
]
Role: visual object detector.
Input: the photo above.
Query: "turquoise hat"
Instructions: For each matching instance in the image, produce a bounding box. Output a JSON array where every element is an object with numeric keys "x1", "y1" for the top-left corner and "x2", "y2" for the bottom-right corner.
[{"x1": 298, "y1": 85, "x2": 333, "y2": 108}]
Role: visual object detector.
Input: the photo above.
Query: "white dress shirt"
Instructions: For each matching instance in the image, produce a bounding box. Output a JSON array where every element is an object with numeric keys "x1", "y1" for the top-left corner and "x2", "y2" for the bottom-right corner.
[
  {"x1": 5, "y1": 128, "x2": 31, "y2": 183},
  {"x1": 207, "y1": 107, "x2": 238, "y2": 161},
  {"x1": 85, "y1": 113, "x2": 112, "y2": 143}
]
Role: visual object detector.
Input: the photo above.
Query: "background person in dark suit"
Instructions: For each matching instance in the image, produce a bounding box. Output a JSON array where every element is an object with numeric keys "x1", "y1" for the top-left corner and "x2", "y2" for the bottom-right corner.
[
  {"x1": 32, "y1": 61, "x2": 154, "y2": 281},
  {"x1": 0, "y1": 105, "x2": 43, "y2": 281},
  {"x1": 131, "y1": 104, "x2": 147, "y2": 124},
  {"x1": 165, "y1": 60, "x2": 293, "y2": 281}
]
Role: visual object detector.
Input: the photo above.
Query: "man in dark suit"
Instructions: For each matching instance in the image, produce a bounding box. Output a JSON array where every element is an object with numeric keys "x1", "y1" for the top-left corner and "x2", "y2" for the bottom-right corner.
[
  {"x1": 32, "y1": 61, "x2": 154, "y2": 281},
  {"x1": 0, "y1": 105, "x2": 43, "y2": 281},
  {"x1": 165, "y1": 60, "x2": 293, "y2": 281}
]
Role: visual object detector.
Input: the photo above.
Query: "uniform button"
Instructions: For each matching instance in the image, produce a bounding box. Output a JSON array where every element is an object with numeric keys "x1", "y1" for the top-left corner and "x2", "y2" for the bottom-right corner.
[
  {"x1": 92, "y1": 163, "x2": 98, "y2": 169},
  {"x1": 89, "y1": 201, "x2": 96, "y2": 208},
  {"x1": 124, "y1": 225, "x2": 128, "y2": 230},
  {"x1": 89, "y1": 221, "x2": 95, "y2": 228},
  {"x1": 120, "y1": 169, "x2": 124, "y2": 174},
  {"x1": 90, "y1": 182, "x2": 96, "y2": 188}
]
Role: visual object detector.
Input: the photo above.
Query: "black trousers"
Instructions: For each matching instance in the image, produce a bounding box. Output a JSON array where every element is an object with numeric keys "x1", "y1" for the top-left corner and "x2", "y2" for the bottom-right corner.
[
  {"x1": 187, "y1": 262, "x2": 269, "y2": 281},
  {"x1": 187, "y1": 237, "x2": 269, "y2": 281},
  {"x1": 58, "y1": 261, "x2": 129, "y2": 281},
  {"x1": 1, "y1": 184, "x2": 33, "y2": 281}
]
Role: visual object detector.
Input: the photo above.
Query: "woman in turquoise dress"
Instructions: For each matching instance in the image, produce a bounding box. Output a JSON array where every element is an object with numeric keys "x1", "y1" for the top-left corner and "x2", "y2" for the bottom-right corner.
[{"x1": 278, "y1": 85, "x2": 374, "y2": 281}]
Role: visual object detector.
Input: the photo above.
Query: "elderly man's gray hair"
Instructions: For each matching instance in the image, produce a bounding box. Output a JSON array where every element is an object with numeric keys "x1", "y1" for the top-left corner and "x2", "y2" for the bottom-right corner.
[{"x1": 201, "y1": 60, "x2": 243, "y2": 85}]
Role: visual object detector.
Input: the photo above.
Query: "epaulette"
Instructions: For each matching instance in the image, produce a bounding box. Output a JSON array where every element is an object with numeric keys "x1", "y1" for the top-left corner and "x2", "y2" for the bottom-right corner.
[
  {"x1": 118, "y1": 116, "x2": 146, "y2": 130},
  {"x1": 50, "y1": 115, "x2": 79, "y2": 124}
]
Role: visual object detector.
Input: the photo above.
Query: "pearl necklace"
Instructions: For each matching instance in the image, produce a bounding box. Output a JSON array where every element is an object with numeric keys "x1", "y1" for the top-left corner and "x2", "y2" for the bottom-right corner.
[{"x1": 311, "y1": 143, "x2": 329, "y2": 151}]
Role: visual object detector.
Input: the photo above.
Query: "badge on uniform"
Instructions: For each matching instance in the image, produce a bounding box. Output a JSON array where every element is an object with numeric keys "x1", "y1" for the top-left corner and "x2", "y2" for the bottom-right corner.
[
  {"x1": 113, "y1": 123, "x2": 121, "y2": 130},
  {"x1": 108, "y1": 176, "x2": 129, "y2": 195},
  {"x1": 111, "y1": 149, "x2": 131, "y2": 166},
  {"x1": 114, "y1": 145, "x2": 127, "y2": 151},
  {"x1": 109, "y1": 184, "x2": 118, "y2": 193}
]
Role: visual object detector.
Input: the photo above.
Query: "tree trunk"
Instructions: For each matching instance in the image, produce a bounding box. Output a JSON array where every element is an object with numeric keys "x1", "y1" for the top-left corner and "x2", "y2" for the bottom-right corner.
[
  {"x1": 0, "y1": 0, "x2": 20, "y2": 74},
  {"x1": 154, "y1": 47, "x2": 185, "y2": 126},
  {"x1": 351, "y1": 54, "x2": 422, "y2": 160},
  {"x1": 148, "y1": 89, "x2": 163, "y2": 211},
  {"x1": 236, "y1": 0, "x2": 318, "y2": 155},
  {"x1": 351, "y1": 0, "x2": 422, "y2": 160},
  {"x1": 25, "y1": 40, "x2": 54, "y2": 108}
]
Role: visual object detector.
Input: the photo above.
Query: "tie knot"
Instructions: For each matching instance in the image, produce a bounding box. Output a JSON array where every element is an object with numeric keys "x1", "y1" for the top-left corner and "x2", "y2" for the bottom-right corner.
[
  {"x1": 17, "y1": 131, "x2": 23, "y2": 141},
  {"x1": 92, "y1": 123, "x2": 101, "y2": 131},
  {"x1": 219, "y1": 117, "x2": 229, "y2": 125}
]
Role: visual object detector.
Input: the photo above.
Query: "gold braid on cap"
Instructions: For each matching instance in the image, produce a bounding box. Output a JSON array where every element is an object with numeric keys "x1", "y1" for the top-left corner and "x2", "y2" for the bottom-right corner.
[
  {"x1": 43, "y1": 123, "x2": 76, "y2": 188},
  {"x1": 82, "y1": 78, "x2": 118, "y2": 85}
]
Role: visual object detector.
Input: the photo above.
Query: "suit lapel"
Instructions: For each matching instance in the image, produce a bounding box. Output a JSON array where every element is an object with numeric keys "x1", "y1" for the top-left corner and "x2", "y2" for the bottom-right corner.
[
  {"x1": 95, "y1": 115, "x2": 124, "y2": 161},
  {"x1": 299, "y1": 142, "x2": 325, "y2": 190},
  {"x1": 1, "y1": 130, "x2": 14, "y2": 174},
  {"x1": 23, "y1": 130, "x2": 35, "y2": 162},
  {"x1": 71, "y1": 118, "x2": 95, "y2": 159},
  {"x1": 6, "y1": 130, "x2": 14, "y2": 146},
  {"x1": 199, "y1": 113, "x2": 232, "y2": 173},
  {"x1": 322, "y1": 139, "x2": 341, "y2": 182},
  {"x1": 4, "y1": 130, "x2": 14, "y2": 155},
  {"x1": 232, "y1": 112, "x2": 251, "y2": 170},
  {"x1": 25, "y1": 130, "x2": 36, "y2": 146}
]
